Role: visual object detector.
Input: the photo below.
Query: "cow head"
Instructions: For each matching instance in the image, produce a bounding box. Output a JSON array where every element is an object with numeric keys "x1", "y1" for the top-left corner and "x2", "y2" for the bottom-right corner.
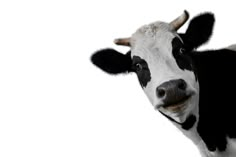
[{"x1": 91, "y1": 11, "x2": 214, "y2": 127}]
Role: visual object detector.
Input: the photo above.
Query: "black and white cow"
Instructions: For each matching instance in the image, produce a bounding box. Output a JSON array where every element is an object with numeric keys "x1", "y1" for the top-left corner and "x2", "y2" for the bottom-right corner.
[{"x1": 91, "y1": 11, "x2": 236, "y2": 157}]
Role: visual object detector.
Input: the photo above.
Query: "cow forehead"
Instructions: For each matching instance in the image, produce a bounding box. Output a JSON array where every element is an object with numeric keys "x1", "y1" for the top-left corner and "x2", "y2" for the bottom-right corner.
[
  {"x1": 134, "y1": 21, "x2": 174, "y2": 37},
  {"x1": 130, "y1": 22, "x2": 178, "y2": 58}
]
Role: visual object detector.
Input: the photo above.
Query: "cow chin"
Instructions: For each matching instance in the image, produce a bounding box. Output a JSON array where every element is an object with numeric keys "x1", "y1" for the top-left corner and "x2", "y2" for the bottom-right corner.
[{"x1": 157, "y1": 94, "x2": 198, "y2": 124}]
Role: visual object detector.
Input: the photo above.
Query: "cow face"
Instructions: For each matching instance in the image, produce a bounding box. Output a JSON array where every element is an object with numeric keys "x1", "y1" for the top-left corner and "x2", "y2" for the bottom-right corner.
[
  {"x1": 128, "y1": 20, "x2": 199, "y2": 123},
  {"x1": 91, "y1": 11, "x2": 214, "y2": 126}
]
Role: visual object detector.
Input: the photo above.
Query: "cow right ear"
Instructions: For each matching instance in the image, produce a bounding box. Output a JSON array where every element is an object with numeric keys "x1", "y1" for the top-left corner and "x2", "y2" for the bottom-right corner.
[
  {"x1": 91, "y1": 48, "x2": 132, "y2": 74},
  {"x1": 179, "y1": 12, "x2": 215, "y2": 51}
]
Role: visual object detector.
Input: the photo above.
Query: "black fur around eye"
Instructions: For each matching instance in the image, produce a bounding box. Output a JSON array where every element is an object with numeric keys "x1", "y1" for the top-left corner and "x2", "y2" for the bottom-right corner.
[
  {"x1": 132, "y1": 56, "x2": 151, "y2": 88},
  {"x1": 172, "y1": 37, "x2": 194, "y2": 72}
]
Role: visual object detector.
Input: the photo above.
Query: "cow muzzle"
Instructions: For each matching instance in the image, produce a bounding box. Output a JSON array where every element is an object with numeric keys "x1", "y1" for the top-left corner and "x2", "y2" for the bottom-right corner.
[{"x1": 156, "y1": 79, "x2": 194, "y2": 112}]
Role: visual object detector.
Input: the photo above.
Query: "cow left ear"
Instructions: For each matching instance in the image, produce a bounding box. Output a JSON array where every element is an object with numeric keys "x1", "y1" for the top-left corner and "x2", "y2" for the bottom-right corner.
[
  {"x1": 91, "y1": 48, "x2": 132, "y2": 74},
  {"x1": 179, "y1": 12, "x2": 215, "y2": 51}
]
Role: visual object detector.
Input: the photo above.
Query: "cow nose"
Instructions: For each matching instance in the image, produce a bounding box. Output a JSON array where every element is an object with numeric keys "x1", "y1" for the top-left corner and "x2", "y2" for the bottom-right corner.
[{"x1": 156, "y1": 79, "x2": 188, "y2": 104}]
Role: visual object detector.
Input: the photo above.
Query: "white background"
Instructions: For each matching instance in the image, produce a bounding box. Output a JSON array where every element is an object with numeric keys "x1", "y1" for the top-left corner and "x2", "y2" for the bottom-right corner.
[{"x1": 1, "y1": 1, "x2": 236, "y2": 157}]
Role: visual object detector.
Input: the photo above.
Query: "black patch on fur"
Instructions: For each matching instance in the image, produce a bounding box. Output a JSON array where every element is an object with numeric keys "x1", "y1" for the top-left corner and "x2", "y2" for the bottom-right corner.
[
  {"x1": 172, "y1": 37, "x2": 194, "y2": 71},
  {"x1": 181, "y1": 114, "x2": 196, "y2": 130},
  {"x1": 190, "y1": 49, "x2": 236, "y2": 152},
  {"x1": 172, "y1": 37, "x2": 198, "y2": 81},
  {"x1": 132, "y1": 56, "x2": 151, "y2": 88},
  {"x1": 91, "y1": 48, "x2": 132, "y2": 74},
  {"x1": 179, "y1": 12, "x2": 215, "y2": 51},
  {"x1": 160, "y1": 111, "x2": 196, "y2": 130}
]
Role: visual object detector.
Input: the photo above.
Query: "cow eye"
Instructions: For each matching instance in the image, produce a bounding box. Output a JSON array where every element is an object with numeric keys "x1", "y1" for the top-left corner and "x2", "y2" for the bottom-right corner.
[
  {"x1": 135, "y1": 63, "x2": 143, "y2": 72},
  {"x1": 179, "y1": 48, "x2": 186, "y2": 54}
]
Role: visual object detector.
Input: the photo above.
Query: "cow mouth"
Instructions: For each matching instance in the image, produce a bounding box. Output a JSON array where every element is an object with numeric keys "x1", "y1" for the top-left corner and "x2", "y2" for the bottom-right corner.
[{"x1": 161, "y1": 95, "x2": 192, "y2": 112}]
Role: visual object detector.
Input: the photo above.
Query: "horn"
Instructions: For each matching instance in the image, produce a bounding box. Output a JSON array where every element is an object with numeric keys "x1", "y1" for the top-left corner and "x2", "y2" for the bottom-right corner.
[
  {"x1": 170, "y1": 10, "x2": 189, "y2": 31},
  {"x1": 114, "y1": 37, "x2": 131, "y2": 46}
]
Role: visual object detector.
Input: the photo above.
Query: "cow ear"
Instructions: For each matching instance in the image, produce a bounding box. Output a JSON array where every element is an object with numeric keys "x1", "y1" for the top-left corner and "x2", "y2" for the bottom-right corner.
[
  {"x1": 91, "y1": 48, "x2": 132, "y2": 74},
  {"x1": 179, "y1": 12, "x2": 215, "y2": 50}
]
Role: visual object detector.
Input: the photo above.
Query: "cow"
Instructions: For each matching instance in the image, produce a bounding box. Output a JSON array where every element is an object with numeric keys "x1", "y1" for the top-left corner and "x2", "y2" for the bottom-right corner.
[{"x1": 90, "y1": 11, "x2": 236, "y2": 157}]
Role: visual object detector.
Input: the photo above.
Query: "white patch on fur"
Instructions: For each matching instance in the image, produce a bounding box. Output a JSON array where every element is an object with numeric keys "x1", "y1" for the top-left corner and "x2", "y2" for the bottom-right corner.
[{"x1": 138, "y1": 22, "x2": 174, "y2": 37}]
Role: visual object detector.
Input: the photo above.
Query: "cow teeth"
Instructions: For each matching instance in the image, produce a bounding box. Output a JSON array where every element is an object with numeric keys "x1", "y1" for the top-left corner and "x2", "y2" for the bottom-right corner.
[
  {"x1": 165, "y1": 103, "x2": 185, "y2": 112},
  {"x1": 164, "y1": 96, "x2": 190, "y2": 112}
]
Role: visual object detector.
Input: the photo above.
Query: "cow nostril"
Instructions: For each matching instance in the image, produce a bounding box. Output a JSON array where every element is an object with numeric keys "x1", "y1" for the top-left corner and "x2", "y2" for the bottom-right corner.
[
  {"x1": 178, "y1": 79, "x2": 187, "y2": 90},
  {"x1": 157, "y1": 88, "x2": 166, "y2": 98}
]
